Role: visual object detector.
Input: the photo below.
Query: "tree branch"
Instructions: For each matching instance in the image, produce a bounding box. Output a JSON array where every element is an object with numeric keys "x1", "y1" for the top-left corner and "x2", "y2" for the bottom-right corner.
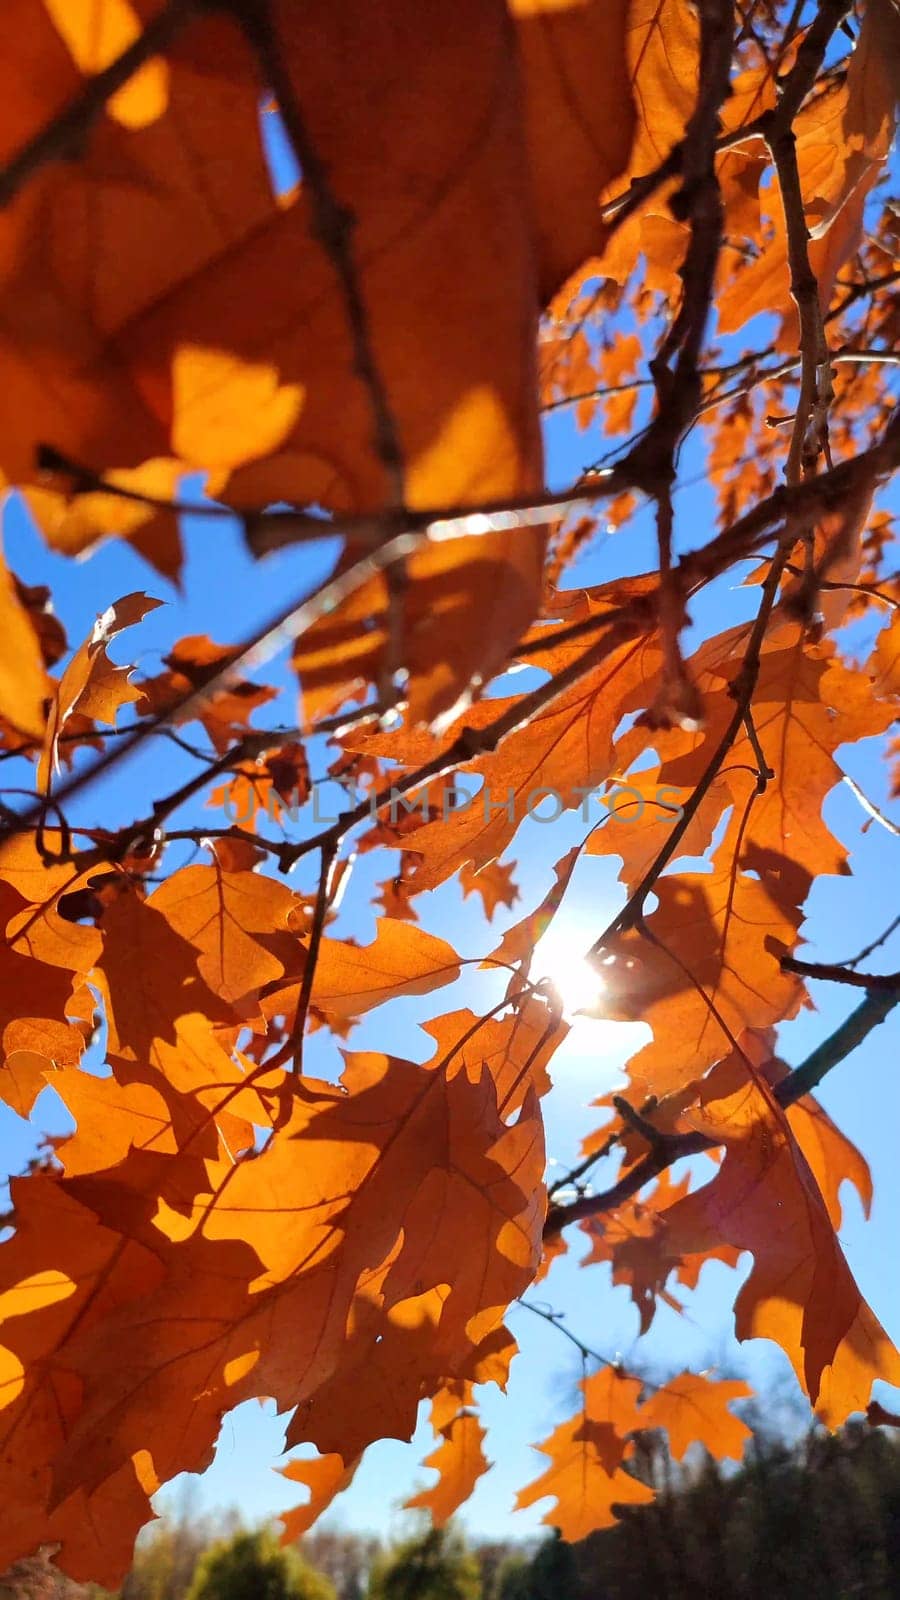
[
  {"x1": 836, "y1": 914, "x2": 900, "y2": 971},
  {"x1": 779, "y1": 956, "x2": 900, "y2": 991},
  {"x1": 766, "y1": 118, "x2": 833, "y2": 484},
  {"x1": 842, "y1": 773, "x2": 900, "y2": 837},
  {"x1": 276, "y1": 841, "x2": 340, "y2": 1072},
  {"x1": 544, "y1": 989, "x2": 897, "y2": 1238}
]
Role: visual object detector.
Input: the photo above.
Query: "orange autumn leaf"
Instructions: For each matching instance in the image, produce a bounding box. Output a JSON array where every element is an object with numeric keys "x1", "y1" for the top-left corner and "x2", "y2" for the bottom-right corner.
[
  {"x1": 488, "y1": 845, "x2": 582, "y2": 974},
  {"x1": 0, "y1": 1173, "x2": 164, "y2": 1585},
  {"x1": 588, "y1": 819, "x2": 806, "y2": 1095},
  {"x1": 349, "y1": 622, "x2": 659, "y2": 894},
  {"x1": 718, "y1": 1, "x2": 899, "y2": 340},
  {"x1": 0, "y1": 882, "x2": 88, "y2": 1079},
  {"x1": 585, "y1": 763, "x2": 729, "y2": 890},
  {"x1": 1, "y1": 0, "x2": 636, "y2": 721},
  {"x1": 149, "y1": 861, "x2": 301, "y2": 1010},
  {"x1": 37, "y1": 1042, "x2": 543, "y2": 1531},
  {"x1": 26, "y1": 459, "x2": 185, "y2": 581},
  {"x1": 459, "y1": 858, "x2": 520, "y2": 922},
  {"x1": 49, "y1": 1068, "x2": 179, "y2": 1177},
  {"x1": 136, "y1": 634, "x2": 278, "y2": 754},
  {"x1": 515, "y1": 1423, "x2": 655, "y2": 1541},
  {"x1": 94, "y1": 887, "x2": 238, "y2": 1066},
  {"x1": 0, "y1": 540, "x2": 48, "y2": 741},
  {"x1": 209, "y1": 741, "x2": 311, "y2": 833},
  {"x1": 405, "y1": 1395, "x2": 491, "y2": 1526},
  {"x1": 648, "y1": 622, "x2": 898, "y2": 920},
  {"x1": 785, "y1": 1088, "x2": 873, "y2": 1229},
  {"x1": 44, "y1": 0, "x2": 170, "y2": 130},
  {"x1": 263, "y1": 916, "x2": 462, "y2": 1029},
  {"x1": 662, "y1": 1055, "x2": 900, "y2": 1422},
  {"x1": 638, "y1": 1371, "x2": 751, "y2": 1461},
  {"x1": 421, "y1": 997, "x2": 566, "y2": 1116},
  {"x1": 281, "y1": 1293, "x2": 506, "y2": 1471},
  {"x1": 579, "y1": 1169, "x2": 698, "y2": 1333},
  {"x1": 279, "y1": 1454, "x2": 358, "y2": 1543},
  {"x1": 515, "y1": 1366, "x2": 655, "y2": 1540},
  {"x1": 37, "y1": 592, "x2": 162, "y2": 797}
]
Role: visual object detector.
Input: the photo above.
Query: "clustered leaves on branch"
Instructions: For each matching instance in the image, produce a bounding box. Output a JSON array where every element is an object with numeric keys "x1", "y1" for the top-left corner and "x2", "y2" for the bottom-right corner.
[{"x1": 0, "y1": 0, "x2": 899, "y2": 1584}]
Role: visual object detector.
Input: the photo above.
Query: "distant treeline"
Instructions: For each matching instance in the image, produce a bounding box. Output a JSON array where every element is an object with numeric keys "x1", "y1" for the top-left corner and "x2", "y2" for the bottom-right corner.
[{"x1": 3, "y1": 1420, "x2": 899, "y2": 1600}]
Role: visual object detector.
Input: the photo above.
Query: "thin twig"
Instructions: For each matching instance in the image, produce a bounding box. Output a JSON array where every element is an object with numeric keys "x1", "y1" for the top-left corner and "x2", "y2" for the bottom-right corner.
[
  {"x1": 279, "y1": 841, "x2": 340, "y2": 1072},
  {"x1": 779, "y1": 956, "x2": 900, "y2": 991},
  {"x1": 827, "y1": 267, "x2": 900, "y2": 323},
  {"x1": 235, "y1": 0, "x2": 409, "y2": 707},
  {"x1": 0, "y1": 0, "x2": 201, "y2": 208},
  {"x1": 545, "y1": 349, "x2": 900, "y2": 425},
  {"x1": 237, "y1": 0, "x2": 404, "y2": 506},
  {"x1": 629, "y1": 0, "x2": 733, "y2": 724},
  {"x1": 837, "y1": 914, "x2": 900, "y2": 971},
  {"x1": 590, "y1": 519, "x2": 794, "y2": 956},
  {"x1": 516, "y1": 1299, "x2": 623, "y2": 1372},
  {"x1": 842, "y1": 773, "x2": 900, "y2": 837},
  {"x1": 766, "y1": 120, "x2": 833, "y2": 485}
]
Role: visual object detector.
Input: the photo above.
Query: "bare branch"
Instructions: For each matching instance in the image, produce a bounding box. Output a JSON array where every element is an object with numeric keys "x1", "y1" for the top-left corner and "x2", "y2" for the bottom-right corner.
[
  {"x1": 279, "y1": 842, "x2": 340, "y2": 1072},
  {"x1": 766, "y1": 120, "x2": 833, "y2": 484},
  {"x1": 836, "y1": 914, "x2": 900, "y2": 971},
  {"x1": 779, "y1": 956, "x2": 900, "y2": 991},
  {"x1": 842, "y1": 773, "x2": 900, "y2": 837},
  {"x1": 516, "y1": 1298, "x2": 622, "y2": 1373}
]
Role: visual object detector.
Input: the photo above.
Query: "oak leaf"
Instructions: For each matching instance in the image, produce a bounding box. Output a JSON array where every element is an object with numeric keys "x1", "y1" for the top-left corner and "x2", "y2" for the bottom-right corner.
[
  {"x1": 515, "y1": 1366, "x2": 655, "y2": 1540},
  {"x1": 32, "y1": 1037, "x2": 542, "y2": 1551},
  {"x1": 718, "y1": 5, "x2": 899, "y2": 338},
  {"x1": 0, "y1": 541, "x2": 48, "y2": 741},
  {"x1": 459, "y1": 859, "x2": 520, "y2": 922},
  {"x1": 279, "y1": 1454, "x2": 358, "y2": 1543},
  {"x1": 662, "y1": 1054, "x2": 900, "y2": 1422},
  {"x1": 136, "y1": 634, "x2": 278, "y2": 753},
  {"x1": 405, "y1": 1393, "x2": 490, "y2": 1526},
  {"x1": 638, "y1": 1372, "x2": 751, "y2": 1462},
  {"x1": 263, "y1": 917, "x2": 461, "y2": 1030},
  {"x1": 149, "y1": 861, "x2": 300, "y2": 1011},
  {"x1": 0, "y1": 1173, "x2": 164, "y2": 1584},
  {"x1": 349, "y1": 623, "x2": 658, "y2": 894},
  {"x1": 0, "y1": 882, "x2": 88, "y2": 1079},
  {"x1": 588, "y1": 819, "x2": 805, "y2": 1095},
  {"x1": 37, "y1": 592, "x2": 162, "y2": 797}
]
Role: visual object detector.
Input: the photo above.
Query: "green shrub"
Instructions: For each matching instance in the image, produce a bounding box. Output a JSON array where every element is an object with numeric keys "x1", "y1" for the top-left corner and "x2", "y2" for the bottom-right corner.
[
  {"x1": 185, "y1": 1530, "x2": 335, "y2": 1600},
  {"x1": 366, "y1": 1528, "x2": 480, "y2": 1600}
]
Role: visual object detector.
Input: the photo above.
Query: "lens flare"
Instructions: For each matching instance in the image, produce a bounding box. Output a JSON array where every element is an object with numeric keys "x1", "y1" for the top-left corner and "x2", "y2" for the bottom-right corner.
[{"x1": 533, "y1": 922, "x2": 605, "y2": 1019}]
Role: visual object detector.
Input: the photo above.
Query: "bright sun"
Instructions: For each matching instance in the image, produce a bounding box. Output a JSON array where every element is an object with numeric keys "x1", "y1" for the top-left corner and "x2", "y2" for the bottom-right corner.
[{"x1": 532, "y1": 922, "x2": 606, "y2": 1019}]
